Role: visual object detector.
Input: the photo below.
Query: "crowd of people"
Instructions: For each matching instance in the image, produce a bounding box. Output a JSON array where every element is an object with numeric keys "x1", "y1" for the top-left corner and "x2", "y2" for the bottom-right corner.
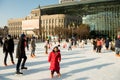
[
  {"x1": 1, "y1": 33, "x2": 120, "y2": 79},
  {"x1": 1, "y1": 34, "x2": 36, "y2": 74}
]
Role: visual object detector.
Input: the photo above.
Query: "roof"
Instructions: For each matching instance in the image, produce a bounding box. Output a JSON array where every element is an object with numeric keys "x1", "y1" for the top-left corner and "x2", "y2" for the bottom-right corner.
[{"x1": 40, "y1": 0, "x2": 115, "y2": 9}]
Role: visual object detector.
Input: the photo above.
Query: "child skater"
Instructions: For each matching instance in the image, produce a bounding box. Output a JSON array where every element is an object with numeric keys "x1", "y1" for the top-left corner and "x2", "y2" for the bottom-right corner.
[{"x1": 48, "y1": 46, "x2": 61, "y2": 78}]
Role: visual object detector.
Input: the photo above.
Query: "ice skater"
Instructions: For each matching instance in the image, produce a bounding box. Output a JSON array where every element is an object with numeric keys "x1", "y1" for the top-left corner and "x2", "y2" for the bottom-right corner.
[
  {"x1": 80, "y1": 40, "x2": 85, "y2": 48},
  {"x1": 115, "y1": 35, "x2": 120, "y2": 57},
  {"x1": 105, "y1": 38, "x2": 110, "y2": 50},
  {"x1": 3, "y1": 35, "x2": 15, "y2": 66},
  {"x1": 93, "y1": 39, "x2": 97, "y2": 51},
  {"x1": 48, "y1": 46, "x2": 61, "y2": 78},
  {"x1": 30, "y1": 36, "x2": 36, "y2": 58},
  {"x1": 68, "y1": 39, "x2": 72, "y2": 50},
  {"x1": 16, "y1": 34, "x2": 28, "y2": 74},
  {"x1": 44, "y1": 40, "x2": 49, "y2": 54},
  {"x1": 96, "y1": 38, "x2": 102, "y2": 53}
]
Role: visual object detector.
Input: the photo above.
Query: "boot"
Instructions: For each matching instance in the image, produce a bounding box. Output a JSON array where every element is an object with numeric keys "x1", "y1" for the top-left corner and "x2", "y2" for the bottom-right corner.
[
  {"x1": 32, "y1": 54, "x2": 36, "y2": 58},
  {"x1": 11, "y1": 61, "x2": 15, "y2": 65},
  {"x1": 30, "y1": 54, "x2": 33, "y2": 58},
  {"x1": 116, "y1": 54, "x2": 120, "y2": 57},
  {"x1": 4, "y1": 63, "x2": 7, "y2": 66},
  {"x1": 21, "y1": 67, "x2": 27, "y2": 70},
  {"x1": 57, "y1": 73, "x2": 61, "y2": 78},
  {"x1": 16, "y1": 71, "x2": 23, "y2": 74}
]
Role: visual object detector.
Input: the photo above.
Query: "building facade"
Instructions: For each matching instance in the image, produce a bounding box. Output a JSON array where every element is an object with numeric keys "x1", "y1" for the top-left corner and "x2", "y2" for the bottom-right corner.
[
  {"x1": 22, "y1": 8, "x2": 41, "y2": 38},
  {"x1": 40, "y1": 0, "x2": 120, "y2": 39},
  {"x1": 82, "y1": 2, "x2": 120, "y2": 38},
  {"x1": 41, "y1": 14, "x2": 81, "y2": 40},
  {"x1": 8, "y1": 18, "x2": 23, "y2": 38},
  {"x1": 8, "y1": 8, "x2": 81, "y2": 40}
]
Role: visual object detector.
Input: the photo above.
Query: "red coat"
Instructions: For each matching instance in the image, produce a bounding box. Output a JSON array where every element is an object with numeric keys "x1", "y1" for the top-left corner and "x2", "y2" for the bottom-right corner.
[
  {"x1": 48, "y1": 51, "x2": 61, "y2": 71},
  {"x1": 97, "y1": 40, "x2": 102, "y2": 46}
]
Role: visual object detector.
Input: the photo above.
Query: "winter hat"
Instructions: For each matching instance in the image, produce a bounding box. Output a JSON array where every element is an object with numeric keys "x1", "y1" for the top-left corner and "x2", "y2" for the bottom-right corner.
[
  {"x1": 21, "y1": 34, "x2": 26, "y2": 38},
  {"x1": 7, "y1": 35, "x2": 11, "y2": 38},
  {"x1": 7, "y1": 35, "x2": 11, "y2": 39}
]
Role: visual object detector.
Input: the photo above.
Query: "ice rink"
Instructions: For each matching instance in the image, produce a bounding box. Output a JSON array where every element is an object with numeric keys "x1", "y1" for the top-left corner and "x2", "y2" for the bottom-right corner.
[{"x1": 0, "y1": 42, "x2": 120, "y2": 80}]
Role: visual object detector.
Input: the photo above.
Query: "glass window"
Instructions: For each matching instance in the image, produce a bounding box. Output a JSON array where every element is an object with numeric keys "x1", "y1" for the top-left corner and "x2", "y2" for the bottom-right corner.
[
  {"x1": 43, "y1": 20, "x2": 44, "y2": 24},
  {"x1": 52, "y1": 19, "x2": 54, "y2": 23},
  {"x1": 40, "y1": 20, "x2": 42, "y2": 24},
  {"x1": 46, "y1": 20, "x2": 48, "y2": 24},
  {"x1": 59, "y1": 19, "x2": 60, "y2": 23},
  {"x1": 49, "y1": 19, "x2": 51, "y2": 23},
  {"x1": 55, "y1": 19, "x2": 57, "y2": 23}
]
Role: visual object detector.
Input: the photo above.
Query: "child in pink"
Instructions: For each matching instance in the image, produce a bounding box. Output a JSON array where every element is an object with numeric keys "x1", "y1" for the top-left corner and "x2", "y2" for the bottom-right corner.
[{"x1": 48, "y1": 46, "x2": 61, "y2": 78}]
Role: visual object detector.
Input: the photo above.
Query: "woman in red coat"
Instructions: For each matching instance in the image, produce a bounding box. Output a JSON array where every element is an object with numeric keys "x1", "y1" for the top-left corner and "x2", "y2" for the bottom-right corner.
[{"x1": 48, "y1": 46, "x2": 61, "y2": 78}]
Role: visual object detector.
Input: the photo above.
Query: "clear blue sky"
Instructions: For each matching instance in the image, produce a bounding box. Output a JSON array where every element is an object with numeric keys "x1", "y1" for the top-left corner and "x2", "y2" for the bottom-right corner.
[{"x1": 0, "y1": 0, "x2": 58, "y2": 27}]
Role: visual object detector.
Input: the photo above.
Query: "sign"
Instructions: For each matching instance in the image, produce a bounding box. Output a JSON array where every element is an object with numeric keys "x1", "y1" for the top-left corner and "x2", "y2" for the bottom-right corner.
[{"x1": 22, "y1": 19, "x2": 39, "y2": 30}]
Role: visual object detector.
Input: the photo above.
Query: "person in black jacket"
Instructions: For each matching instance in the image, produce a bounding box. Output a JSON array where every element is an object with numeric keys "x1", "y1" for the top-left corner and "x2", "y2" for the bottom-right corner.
[
  {"x1": 105, "y1": 38, "x2": 110, "y2": 50},
  {"x1": 93, "y1": 39, "x2": 97, "y2": 51},
  {"x1": 0, "y1": 37, "x2": 3, "y2": 46},
  {"x1": 16, "y1": 34, "x2": 28, "y2": 74},
  {"x1": 115, "y1": 35, "x2": 120, "y2": 57},
  {"x1": 3, "y1": 35, "x2": 14, "y2": 66}
]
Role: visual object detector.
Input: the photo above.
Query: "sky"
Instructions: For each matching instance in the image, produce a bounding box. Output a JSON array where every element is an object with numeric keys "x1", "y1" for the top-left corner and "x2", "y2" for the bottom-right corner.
[{"x1": 0, "y1": 0, "x2": 59, "y2": 27}]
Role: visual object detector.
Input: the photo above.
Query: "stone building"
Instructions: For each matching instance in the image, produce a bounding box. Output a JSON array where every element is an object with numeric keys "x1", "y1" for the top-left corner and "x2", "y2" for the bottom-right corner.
[
  {"x1": 41, "y1": 14, "x2": 81, "y2": 40},
  {"x1": 8, "y1": 8, "x2": 82, "y2": 40},
  {"x1": 8, "y1": 18, "x2": 23, "y2": 38}
]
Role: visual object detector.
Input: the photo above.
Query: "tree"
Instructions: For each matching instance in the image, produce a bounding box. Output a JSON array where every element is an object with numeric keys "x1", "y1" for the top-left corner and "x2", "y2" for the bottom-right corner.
[
  {"x1": 54, "y1": 27, "x2": 71, "y2": 39},
  {"x1": 76, "y1": 24, "x2": 90, "y2": 39},
  {"x1": 54, "y1": 27, "x2": 63, "y2": 38}
]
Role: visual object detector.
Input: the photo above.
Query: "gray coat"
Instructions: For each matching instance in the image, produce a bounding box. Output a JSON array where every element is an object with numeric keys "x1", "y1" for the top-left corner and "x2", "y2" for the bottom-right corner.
[
  {"x1": 30, "y1": 39, "x2": 36, "y2": 50},
  {"x1": 16, "y1": 38, "x2": 26, "y2": 58}
]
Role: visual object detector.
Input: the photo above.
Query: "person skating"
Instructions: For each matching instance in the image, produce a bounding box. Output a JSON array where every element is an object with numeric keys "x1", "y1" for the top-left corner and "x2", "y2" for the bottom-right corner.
[
  {"x1": 105, "y1": 38, "x2": 110, "y2": 50},
  {"x1": 110, "y1": 39, "x2": 115, "y2": 51},
  {"x1": 30, "y1": 37, "x2": 36, "y2": 58},
  {"x1": 68, "y1": 39, "x2": 72, "y2": 50},
  {"x1": 48, "y1": 46, "x2": 61, "y2": 78},
  {"x1": 0, "y1": 37, "x2": 3, "y2": 46},
  {"x1": 96, "y1": 38, "x2": 102, "y2": 53},
  {"x1": 3, "y1": 35, "x2": 15, "y2": 66},
  {"x1": 44, "y1": 40, "x2": 49, "y2": 54},
  {"x1": 80, "y1": 40, "x2": 85, "y2": 48},
  {"x1": 16, "y1": 34, "x2": 28, "y2": 74},
  {"x1": 115, "y1": 35, "x2": 120, "y2": 57},
  {"x1": 93, "y1": 39, "x2": 97, "y2": 51}
]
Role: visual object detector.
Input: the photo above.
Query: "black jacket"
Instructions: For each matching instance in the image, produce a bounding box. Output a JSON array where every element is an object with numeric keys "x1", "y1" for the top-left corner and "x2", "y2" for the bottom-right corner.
[
  {"x1": 115, "y1": 39, "x2": 120, "y2": 48},
  {"x1": 3, "y1": 38, "x2": 14, "y2": 53},
  {"x1": 16, "y1": 38, "x2": 26, "y2": 58}
]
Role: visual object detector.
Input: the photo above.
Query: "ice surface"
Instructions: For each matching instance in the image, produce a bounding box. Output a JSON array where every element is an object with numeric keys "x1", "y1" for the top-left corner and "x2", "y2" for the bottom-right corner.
[{"x1": 0, "y1": 42, "x2": 120, "y2": 80}]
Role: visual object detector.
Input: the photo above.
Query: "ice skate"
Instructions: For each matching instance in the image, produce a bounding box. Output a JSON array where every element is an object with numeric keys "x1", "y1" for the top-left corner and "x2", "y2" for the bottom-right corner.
[
  {"x1": 57, "y1": 73, "x2": 61, "y2": 78},
  {"x1": 21, "y1": 67, "x2": 27, "y2": 70}
]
